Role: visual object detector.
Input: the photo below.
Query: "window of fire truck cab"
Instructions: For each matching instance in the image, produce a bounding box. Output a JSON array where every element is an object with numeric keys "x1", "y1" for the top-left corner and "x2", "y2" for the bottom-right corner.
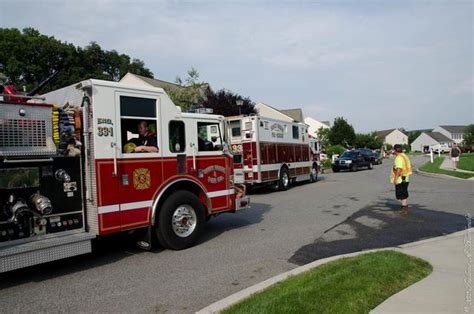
[
  {"x1": 169, "y1": 121, "x2": 185, "y2": 153},
  {"x1": 230, "y1": 120, "x2": 241, "y2": 138},
  {"x1": 119, "y1": 95, "x2": 159, "y2": 155},
  {"x1": 197, "y1": 122, "x2": 223, "y2": 152}
]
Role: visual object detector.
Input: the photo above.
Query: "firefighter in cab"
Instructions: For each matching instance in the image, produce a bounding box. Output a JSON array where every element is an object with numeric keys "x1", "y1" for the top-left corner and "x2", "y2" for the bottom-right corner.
[{"x1": 124, "y1": 121, "x2": 159, "y2": 153}]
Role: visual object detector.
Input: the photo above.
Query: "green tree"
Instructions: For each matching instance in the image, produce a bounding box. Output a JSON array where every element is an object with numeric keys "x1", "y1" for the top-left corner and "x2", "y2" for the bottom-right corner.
[
  {"x1": 326, "y1": 144, "x2": 346, "y2": 158},
  {"x1": 328, "y1": 117, "x2": 356, "y2": 147},
  {"x1": 407, "y1": 130, "x2": 422, "y2": 145},
  {"x1": 354, "y1": 133, "x2": 383, "y2": 149},
  {"x1": 165, "y1": 68, "x2": 208, "y2": 111},
  {"x1": 463, "y1": 124, "x2": 474, "y2": 146},
  {"x1": 317, "y1": 127, "x2": 331, "y2": 148},
  {"x1": 202, "y1": 89, "x2": 256, "y2": 116},
  {"x1": 0, "y1": 28, "x2": 153, "y2": 93}
]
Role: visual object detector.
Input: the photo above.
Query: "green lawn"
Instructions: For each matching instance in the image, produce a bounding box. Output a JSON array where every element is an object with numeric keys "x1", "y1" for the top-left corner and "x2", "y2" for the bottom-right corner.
[
  {"x1": 419, "y1": 157, "x2": 474, "y2": 179},
  {"x1": 223, "y1": 251, "x2": 432, "y2": 314},
  {"x1": 407, "y1": 151, "x2": 425, "y2": 156},
  {"x1": 458, "y1": 153, "x2": 474, "y2": 172}
]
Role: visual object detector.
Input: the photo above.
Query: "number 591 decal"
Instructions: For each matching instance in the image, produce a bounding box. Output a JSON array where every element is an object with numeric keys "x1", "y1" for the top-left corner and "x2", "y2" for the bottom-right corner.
[{"x1": 98, "y1": 126, "x2": 114, "y2": 137}]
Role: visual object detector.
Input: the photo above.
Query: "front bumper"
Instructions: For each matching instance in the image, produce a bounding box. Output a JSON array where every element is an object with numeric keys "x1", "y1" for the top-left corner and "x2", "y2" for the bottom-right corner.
[
  {"x1": 235, "y1": 196, "x2": 250, "y2": 211},
  {"x1": 332, "y1": 162, "x2": 352, "y2": 170}
]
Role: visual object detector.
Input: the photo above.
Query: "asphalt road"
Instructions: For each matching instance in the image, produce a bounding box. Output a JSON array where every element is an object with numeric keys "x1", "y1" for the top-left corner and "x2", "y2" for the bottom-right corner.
[{"x1": 1, "y1": 155, "x2": 472, "y2": 313}]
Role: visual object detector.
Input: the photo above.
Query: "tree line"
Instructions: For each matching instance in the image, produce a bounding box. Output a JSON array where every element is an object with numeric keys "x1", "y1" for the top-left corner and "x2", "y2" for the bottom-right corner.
[{"x1": 0, "y1": 28, "x2": 153, "y2": 93}]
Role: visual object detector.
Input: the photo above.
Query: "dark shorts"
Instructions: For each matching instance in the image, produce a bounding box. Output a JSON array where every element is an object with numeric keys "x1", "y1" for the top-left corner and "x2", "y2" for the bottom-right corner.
[{"x1": 395, "y1": 182, "x2": 409, "y2": 200}]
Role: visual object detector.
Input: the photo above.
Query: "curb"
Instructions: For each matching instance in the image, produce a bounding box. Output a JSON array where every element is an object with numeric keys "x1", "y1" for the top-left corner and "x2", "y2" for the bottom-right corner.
[
  {"x1": 415, "y1": 168, "x2": 474, "y2": 181},
  {"x1": 196, "y1": 229, "x2": 471, "y2": 314}
]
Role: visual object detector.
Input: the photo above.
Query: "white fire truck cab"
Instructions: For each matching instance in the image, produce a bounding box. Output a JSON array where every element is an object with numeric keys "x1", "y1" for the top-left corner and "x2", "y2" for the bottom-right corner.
[
  {"x1": 0, "y1": 79, "x2": 248, "y2": 272},
  {"x1": 227, "y1": 115, "x2": 318, "y2": 190}
]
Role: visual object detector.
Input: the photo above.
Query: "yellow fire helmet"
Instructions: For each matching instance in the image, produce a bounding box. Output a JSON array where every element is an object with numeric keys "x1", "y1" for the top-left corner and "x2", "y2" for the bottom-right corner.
[{"x1": 123, "y1": 142, "x2": 137, "y2": 153}]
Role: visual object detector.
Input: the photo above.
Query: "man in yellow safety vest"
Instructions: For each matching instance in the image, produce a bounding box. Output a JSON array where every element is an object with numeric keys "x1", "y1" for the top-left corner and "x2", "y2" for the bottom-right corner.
[{"x1": 390, "y1": 144, "x2": 412, "y2": 214}]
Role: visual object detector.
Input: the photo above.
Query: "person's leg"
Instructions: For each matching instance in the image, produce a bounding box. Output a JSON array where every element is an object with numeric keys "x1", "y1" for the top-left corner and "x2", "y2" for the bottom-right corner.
[{"x1": 399, "y1": 182, "x2": 409, "y2": 213}]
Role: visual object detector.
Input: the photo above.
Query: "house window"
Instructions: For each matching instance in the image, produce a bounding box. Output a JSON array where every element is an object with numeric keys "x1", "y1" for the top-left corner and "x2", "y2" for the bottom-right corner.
[
  {"x1": 169, "y1": 121, "x2": 185, "y2": 153},
  {"x1": 120, "y1": 96, "x2": 158, "y2": 154}
]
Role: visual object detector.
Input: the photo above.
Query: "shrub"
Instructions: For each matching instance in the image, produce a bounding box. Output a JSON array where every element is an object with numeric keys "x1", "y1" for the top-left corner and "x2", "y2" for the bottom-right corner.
[
  {"x1": 402, "y1": 144, "x2": 411, "y2": 153},
  {"x1": 322, "y1": 159, "x2": 332, "y2": 169},
  {"x1": 326, "y1": 145, "x2": 346, "y2": 158}
]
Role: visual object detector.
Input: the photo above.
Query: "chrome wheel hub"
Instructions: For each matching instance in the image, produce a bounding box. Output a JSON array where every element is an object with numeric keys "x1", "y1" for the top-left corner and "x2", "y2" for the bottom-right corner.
[
  {"x1": 172, "y1": 205, "x2": 197, "y2": 238},
  {"x1": 282, "y1": 172, "x2": 289, "y2": 186}
]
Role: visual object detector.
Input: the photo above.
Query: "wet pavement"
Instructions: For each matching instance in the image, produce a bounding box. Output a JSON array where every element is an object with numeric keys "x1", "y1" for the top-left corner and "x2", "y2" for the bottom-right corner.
[{"x1": 289, "y1": 200, "x2": 473, "y2": 265}]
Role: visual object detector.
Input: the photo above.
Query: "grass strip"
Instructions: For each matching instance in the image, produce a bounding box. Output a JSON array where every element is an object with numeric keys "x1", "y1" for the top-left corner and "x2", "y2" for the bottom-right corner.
[
  {"x1": 458, "y1": 153, "x2": 474, "y2": 172},
  {"x1": 224, "y1": 251, "x2": 432, "y2": 314},
  {"x1": 419, "y1": 157, "x2": 473, "y2": 179}
]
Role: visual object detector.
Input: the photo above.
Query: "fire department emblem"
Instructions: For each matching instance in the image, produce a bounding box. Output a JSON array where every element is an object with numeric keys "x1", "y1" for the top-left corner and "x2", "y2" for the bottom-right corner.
[{"x1": 133, "y1": 168, "x2": 151, "y2": 190}]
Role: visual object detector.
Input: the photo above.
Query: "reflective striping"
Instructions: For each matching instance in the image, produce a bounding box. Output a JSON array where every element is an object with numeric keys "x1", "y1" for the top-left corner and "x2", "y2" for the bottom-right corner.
[
  {"x1": 255, "y1": 161, "x2": 312, "y2": 172},
  {"x1": 98, "y1": 200, "x2": 153, "y2": 214},
  {"x1": 97, "y1": 190, "x2": 233, "y2": 214},
  {"x1": 121, "y1": 200, "x2": 153, "y2": 211},
  {"x1": 207, "y1": 189, "x2": 235, "y2": 198},
  {"x1": 98, "y1": 204, "x2": 120, "y2": 214}
]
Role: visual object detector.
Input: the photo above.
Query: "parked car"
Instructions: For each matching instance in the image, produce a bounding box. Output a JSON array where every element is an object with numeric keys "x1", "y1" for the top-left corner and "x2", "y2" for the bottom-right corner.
[
  {"x1": 430, "y1": 143, "x2": 450, "y2": 153},
  {"x1": 332, "y1": 150, "x2": 374, "y2": 172},
  {"x1": 374, "y1": 152, "x2": 383, "y2": 165},
  {"x1": 357, "y1": 148, "x2": 377, "y2": 164}
]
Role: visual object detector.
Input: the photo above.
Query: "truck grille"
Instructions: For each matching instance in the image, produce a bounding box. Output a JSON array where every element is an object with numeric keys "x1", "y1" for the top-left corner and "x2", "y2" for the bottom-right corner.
[{"x1": 0, "y1": 103, "x2": 56, "y2": 156}]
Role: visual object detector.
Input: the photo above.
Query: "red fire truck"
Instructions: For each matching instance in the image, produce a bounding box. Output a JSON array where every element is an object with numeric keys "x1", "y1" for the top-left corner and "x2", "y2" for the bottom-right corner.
[
  {"x1": 227, "y1": 115, "x2": 318, "y2": 190},
  {"x1": 0, "y1": 79, "x2": 249, "y2": 272}
]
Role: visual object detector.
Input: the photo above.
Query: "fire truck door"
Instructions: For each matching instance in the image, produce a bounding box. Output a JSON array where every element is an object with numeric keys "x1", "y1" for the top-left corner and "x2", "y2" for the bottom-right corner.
[
  {"x1": 115, "y1": 94, "x2": 162, "y2": 231},
  {"x1": 195, "y1": 121, "x2": 233, "y2": 213}
]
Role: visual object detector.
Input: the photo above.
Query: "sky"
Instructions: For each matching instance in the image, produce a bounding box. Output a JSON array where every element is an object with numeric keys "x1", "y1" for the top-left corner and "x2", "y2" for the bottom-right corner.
[{"x1": 1, "y1": 0, "x2": 472, "y2": 132}]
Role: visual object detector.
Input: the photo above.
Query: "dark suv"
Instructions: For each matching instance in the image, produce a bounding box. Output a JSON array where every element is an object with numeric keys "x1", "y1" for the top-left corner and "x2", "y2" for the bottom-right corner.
[
  {"x1": 332, "y1": 150, "x2": 374, "y2": 172},
  {"x1": 357, "y1": 148, "x2": 377, "y2": 164}
]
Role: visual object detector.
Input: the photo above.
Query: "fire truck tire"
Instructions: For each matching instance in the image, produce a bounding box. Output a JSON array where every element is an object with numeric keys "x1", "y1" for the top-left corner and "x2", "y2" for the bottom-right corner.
[
  {"x1": 156, "y1": 190, "x2": 205, "y2": 250},
  {"x1": 278, "y1": 167, "x2": 290, "y2": 191},
  {"x1": 310, "y1": 163, "x2": 318, "y2": 182}
]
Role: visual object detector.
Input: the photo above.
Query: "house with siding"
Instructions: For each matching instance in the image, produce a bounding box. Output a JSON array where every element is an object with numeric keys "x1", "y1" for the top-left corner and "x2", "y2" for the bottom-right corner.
[
  {"x1": 410, "y1": 132, "x2": 454, "y2": 152},
  {"x1": 375, "y1": 128, "x2": 408, "y2": 146},
  {"x1": 432, "y1": 125, "x2": 468, "y2": 144},
  {"x1": 254, "y1": 103, "x2": 295, "y2": 122},
  {"x1": 304, "y1": 117, "x2": 330, "y2": 139}
]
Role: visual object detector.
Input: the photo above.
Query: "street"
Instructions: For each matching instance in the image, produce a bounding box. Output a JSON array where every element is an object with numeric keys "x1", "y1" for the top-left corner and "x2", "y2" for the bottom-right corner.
[{"x1": 0, "y1": 155, "x2": 472, "y2": 313}]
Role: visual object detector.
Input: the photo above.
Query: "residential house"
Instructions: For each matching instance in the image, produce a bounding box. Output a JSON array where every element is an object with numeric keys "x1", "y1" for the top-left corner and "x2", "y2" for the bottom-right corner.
[
  {"x1": 254, "y1": 103, "x2": 294, "y2": 122},
  {"x1": 375, "y1": 128, "x2": 408, "y2": 146},
  {"x1": 120, "y1": 72, "x2": 210, "y2": 107},
  {"x1": 304, "y1": 117, "x2": 330, "y2": 139},
  {"x1": 411, "y1": 132, "x2": 454, "y2": 152},
  {"x1": 432, "y1": 125, "x2": 467, "y2": 144},
  {"x1": 280, "y1": 109, "x2": 304, "y2": 122}
]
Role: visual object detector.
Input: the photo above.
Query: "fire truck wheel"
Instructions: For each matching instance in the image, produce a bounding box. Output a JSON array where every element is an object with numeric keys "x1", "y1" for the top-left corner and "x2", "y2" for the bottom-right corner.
[
  {"x1": 278, "y1": 167, "x2": 290, "y2": 191},
  {"x1": 156, "y1": 191, "x2": 205, "y2": 250},
  {"x1": 310, "y1": 164, "x2": 318, "y2": 182}
]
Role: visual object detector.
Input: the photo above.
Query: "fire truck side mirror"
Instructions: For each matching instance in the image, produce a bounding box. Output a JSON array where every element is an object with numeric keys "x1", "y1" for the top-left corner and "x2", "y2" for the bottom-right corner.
[{"x1": 223, "y1": 142, "x2": 232, "y2": 156}]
